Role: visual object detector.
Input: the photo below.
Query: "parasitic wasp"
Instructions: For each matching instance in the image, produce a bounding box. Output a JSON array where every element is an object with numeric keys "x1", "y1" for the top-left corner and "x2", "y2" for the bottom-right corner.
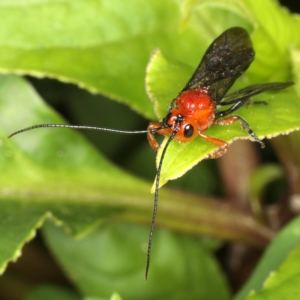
[{"x1": 9, "y1": 27, "x2": 293, "y2": 279}]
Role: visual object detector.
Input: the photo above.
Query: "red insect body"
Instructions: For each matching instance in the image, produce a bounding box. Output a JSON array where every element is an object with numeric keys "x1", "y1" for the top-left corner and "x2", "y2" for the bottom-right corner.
[
  {"x1": 147, "y1": 87, "x2": 229, "y2": 158},
  {"x1": 177, "y1": 87, "x2": 216, "y2": 132}
]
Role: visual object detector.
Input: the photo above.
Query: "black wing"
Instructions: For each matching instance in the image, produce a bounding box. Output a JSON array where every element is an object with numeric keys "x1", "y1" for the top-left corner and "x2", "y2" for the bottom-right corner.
[
  {"x1": 182, "y1": 27, "x2": 254, "y2": 103},
  {"x1": 221, "y1": 81, "x2": 294, "y2": 105}
]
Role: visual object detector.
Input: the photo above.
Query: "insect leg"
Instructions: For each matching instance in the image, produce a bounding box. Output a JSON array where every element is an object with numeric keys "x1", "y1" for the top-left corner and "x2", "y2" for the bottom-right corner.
[
  {"x1": 147, "y1": 123, "x2": 161, "y2": 152},
  {"x1": 214, "y1": 116, "x2": 265, "y2": 148},
  {"x1": 216, "y1": 99, "x2": 249, "y2": 118},
  {"x1": 219, "y1": 97, "x2": 268, "y2": 106},
  {"x1": 198, "y1": 132, "x2": 228, "y2": 158}
]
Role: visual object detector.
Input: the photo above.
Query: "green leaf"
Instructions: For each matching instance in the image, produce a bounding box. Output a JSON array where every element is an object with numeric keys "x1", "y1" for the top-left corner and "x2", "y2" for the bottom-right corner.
[
  {"x1": 0, "y1": 0, "x2": 185, "y2": 120},
  {"x1": 2, "y1": 0, "x2": 299, "y2": 189},
  {"x1": 146, "y1": 0, "x2": 300, "y2": 187},
  {"x1": 84, "y1": 294, "x2": 123, "y2": 300},
  {"x1": 180, "y1": 0, "x2": 255, "y2": 32},
  {"x1": 290, "y1": 47, "x2": 300, "y2": 96},
  {"x1": 180, "y1": 0, "x2": 300, "y2": 77},
  {"x1": 25, "y1": 285, "x2": 80, "y2": 300},
  {"x1": 0, "y1": 74, "x2": 143, "y2": 272},
  {"x1": 246, "y1": 245, "x2": 300, "y2": 300},
  {"x1": 234, "y1": 216, "x2": 300, "y2": 300},
  {"x1": 146, "y1": 49, "x2": 193, "y2": 120},
  {"x1": 43, "y1": 221, "x2": 230, "y2": 300},
  {"x1": 0, "y1": 1, "x2": 298, "y2": 298},
  {"x1": 147, "y1": 50, "x2": 298, "y2": 187},
  {"x1": 109, "y1": 293, "x2": 123, "y2": 300},
  {"x1": 0, "y1": 75, "x2": 269, "y2": 295}
]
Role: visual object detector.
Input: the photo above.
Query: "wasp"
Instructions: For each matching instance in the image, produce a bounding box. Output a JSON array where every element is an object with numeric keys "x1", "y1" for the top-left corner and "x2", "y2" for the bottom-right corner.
[{"x1": 9, "y1": 27, "x2": 293, "y2": 279}]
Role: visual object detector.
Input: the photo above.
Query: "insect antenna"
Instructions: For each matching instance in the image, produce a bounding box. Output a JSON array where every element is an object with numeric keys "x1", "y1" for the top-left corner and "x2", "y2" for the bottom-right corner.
[
  {"x1": 8, "y1": 124, "x2": 154, "y2": 138},
  {"x1": 145, "y1": 128, "x2": 179, "y2": 280}
]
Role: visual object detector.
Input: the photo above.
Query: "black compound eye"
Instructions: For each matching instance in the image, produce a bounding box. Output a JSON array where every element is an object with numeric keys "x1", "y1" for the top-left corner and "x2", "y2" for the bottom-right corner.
[{"x1": 183, "y1": 124, "x2": 194, "y2": 138}]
